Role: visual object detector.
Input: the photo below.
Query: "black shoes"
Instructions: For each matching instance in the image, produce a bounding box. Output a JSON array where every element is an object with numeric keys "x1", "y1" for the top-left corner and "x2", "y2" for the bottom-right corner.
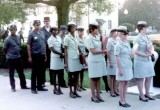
[
  {"x1": 11, "y1": 88, "x2": 16, "y2": 92},
  {"x1": 139, "y1": 96, "x2": 148, "y2": 102},
  {"x1": 54, "y1": 90, "x2": 61, "y2": 95},
  {"x1": 31, "y1": 90, "x2": 38, "y2": 94},
  {"x1": 21, "y1": 86, "x2": 30, "y2": 89},
  {"x1": 37, "y1": 88, "x2": 48, "y2": 91},
  {"x1": 114, "y1": 92, "x2": 119, "y2": 96},
  {"x1": 97, "y1": 97, "x2": 105, "y2": 102},
  {"x1": 69, "y1": 93, "x2": 76, "y2": 99},
  {"x1": 110, "y1": 93, "x2": 117, "y2": 97},
  {"x1": 91, "y1": 97, "x2": 100, "y2": 103},
  {"x1": 73, "y1": 93, "x2": 81, "y2": 98},
  {"x1": 144, "y1": 95, "x2": 156, "y2": 100},
  {"x1": 119, "y1": 101, "x2": 131, "y2": 107}
]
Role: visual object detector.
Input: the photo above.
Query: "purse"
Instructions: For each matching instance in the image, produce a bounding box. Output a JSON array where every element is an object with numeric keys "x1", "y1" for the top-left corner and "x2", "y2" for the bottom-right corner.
[{"x1": 151, "y1": 54, "x2": 155, "y2": 62}]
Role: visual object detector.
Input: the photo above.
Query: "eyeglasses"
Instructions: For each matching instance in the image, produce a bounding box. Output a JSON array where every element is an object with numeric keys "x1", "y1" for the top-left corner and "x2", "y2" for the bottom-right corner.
[{"x1": 44, "y1": 21, "x2": 50, "y2": 22}]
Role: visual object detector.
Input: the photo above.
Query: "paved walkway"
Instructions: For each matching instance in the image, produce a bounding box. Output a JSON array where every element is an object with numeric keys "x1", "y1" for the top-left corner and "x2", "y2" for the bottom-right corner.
[{"x1": 0, "y1": 75, "x2": 159, "y2": 110}]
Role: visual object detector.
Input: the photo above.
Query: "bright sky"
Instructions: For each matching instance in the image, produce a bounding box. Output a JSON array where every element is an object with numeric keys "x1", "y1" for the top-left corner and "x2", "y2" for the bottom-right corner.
[{"x1": 118, "y1": 0, "x2": 125, "y2": 4}]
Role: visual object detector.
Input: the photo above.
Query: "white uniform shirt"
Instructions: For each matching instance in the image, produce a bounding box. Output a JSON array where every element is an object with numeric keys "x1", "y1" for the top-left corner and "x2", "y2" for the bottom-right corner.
[
  {"x1": 64, "y1": 33, "x2": 79, "y2": 59},
  {"x1": 48, "y1": 35, "x2": 62, "y2": 58}
]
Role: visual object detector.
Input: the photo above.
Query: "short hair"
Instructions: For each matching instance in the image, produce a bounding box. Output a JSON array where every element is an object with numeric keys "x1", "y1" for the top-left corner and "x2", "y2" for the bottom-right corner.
[
  {"x1": 137, "y1": 25, "x2": 147, "y2": 32},
  {"x1": 67, "y1": 24, "x2": 76, "y2": 32},
  {"x1": 50, "y1": 27, "x2": 58, "y2": 33},
  {"x1": 89, "y1": 24, "x2": 98, "y2": 33}
]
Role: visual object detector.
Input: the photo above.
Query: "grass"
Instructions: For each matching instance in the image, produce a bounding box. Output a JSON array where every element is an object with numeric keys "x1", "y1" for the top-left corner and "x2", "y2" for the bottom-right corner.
[{"x1": 1, "y1": 69, "x2": 108, "y2": 90}]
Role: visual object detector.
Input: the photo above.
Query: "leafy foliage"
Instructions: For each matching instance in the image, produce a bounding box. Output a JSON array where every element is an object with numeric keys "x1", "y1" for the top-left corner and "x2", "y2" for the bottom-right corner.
[{"x1": 0, "y1": 2, "x2": 35, "y2": 25}]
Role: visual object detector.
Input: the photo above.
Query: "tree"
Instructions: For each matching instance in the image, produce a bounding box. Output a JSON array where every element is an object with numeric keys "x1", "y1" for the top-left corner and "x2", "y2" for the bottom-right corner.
[
  {"x1": 0, "y1": 2, "x2": 35, "y2": 25},
  {"x1": 22, "y1": 0, "x2": 114, "y2": 27},
  {"x1": 119, "y1": 0, "x2": 160, "y2": 30}
]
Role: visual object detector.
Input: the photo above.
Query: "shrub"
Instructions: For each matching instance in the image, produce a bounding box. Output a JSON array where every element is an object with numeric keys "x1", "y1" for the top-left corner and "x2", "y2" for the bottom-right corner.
[{"x1": 0, "y1": 43, "x2": 31, "y2": 68}]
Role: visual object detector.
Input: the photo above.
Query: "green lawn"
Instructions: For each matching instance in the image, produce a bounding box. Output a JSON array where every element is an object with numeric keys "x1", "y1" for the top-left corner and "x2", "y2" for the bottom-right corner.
[{"x1": 2, "y1": 70, "x2": 108, "y2": 90}]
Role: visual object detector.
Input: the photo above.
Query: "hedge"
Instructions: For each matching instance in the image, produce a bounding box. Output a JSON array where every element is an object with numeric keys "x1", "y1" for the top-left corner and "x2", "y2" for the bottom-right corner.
[
  {"x1": 0, "y1": 43, "x2": 30, "y2": 68},
  {"x1": 0, "y1": 42, "x2": 160, "y2": 68}
]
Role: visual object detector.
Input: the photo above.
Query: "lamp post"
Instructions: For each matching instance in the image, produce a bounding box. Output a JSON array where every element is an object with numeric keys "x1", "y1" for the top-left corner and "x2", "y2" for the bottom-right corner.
[{"x1": 124, "y1": 9, "x2": 128, "y2": 14}]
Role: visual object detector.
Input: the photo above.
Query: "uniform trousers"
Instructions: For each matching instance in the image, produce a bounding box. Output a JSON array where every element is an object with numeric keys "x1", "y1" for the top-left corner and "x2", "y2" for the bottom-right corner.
[
  {"x1": 31, "y1": 54, "x2": 45, "y2": 91},
  {"x1": 7, "y1": 57, "x2": 26, "y2": 89}
]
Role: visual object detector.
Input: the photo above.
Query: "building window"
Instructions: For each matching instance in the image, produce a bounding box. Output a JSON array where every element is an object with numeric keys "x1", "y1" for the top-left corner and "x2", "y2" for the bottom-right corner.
[{"x1": 108, "y1": 20, "x2": 112, "y2": 29}]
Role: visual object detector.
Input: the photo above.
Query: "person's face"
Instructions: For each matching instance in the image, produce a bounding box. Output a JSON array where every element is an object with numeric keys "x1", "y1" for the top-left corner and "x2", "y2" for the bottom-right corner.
[
  {"x1": 34, "y1": 24, "x2": 41, "y2": 30},
  {"x1": 92, "y1": 28, "x2": 98, "y2": 35},
  {"x1": 141, "y1": 27, "x2": 147, "y2": 33},
  {"x1": 112, "y1": 31, "x2": 118, "y2": 38},
  {"x1": 119, "y1": 32, "x2": 127, "y2": 40},
  {"x1": 51, "y1": 29, "x2": 58, "y2": 35},
  {"x1": 10, "y1": 29, "x2": 16, "y2": 35},
  {"x1": 61, "y1": 31, "x2": 66, "y2": 35},
  {"x1": 44, "y1": 20, "x2": 50, "y2": 27},
  {"x1": 78, "y1": 31, "x2": 84, "y2": 37},
  {"x1": 70, "y1": 26, "x2": 76, "y2": 33}
]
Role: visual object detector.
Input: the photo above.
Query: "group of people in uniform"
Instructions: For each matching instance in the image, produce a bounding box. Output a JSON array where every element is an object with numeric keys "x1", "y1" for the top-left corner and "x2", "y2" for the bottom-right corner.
[{"x1": 2, "y1": 16, "x2": 157, "y2": 108}]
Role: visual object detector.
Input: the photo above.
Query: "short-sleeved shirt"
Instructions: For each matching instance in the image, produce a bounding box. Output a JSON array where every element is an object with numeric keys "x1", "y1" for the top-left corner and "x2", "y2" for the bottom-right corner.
[
  {"x1": 48, "y1": 35, "x2": 62, "y2": 58},
  {"x1": 77, "y1": 36, "x2": 87, "y2": 56},
  {"x1": 107, "y1": 37, "x2": 117, "y2": 54},
  {"x1": 85, "y1": 34, "x2": 104, "y2": 62},
  {"x1": 64, "y1": 33, "x2": 79, "y2": 59},
  {"x1": 114, "y1": 40, "x2": 132, "y2": 69},
  {"x1": 27, "y1": 30, "x2": 46, "y2": 55},
  {"x1": 107, "y1": 37, "x2": 117, "y2": 64},
  {"x1": 3, "y1": 35, "x2": 21, "y2": 59},
  {"x1": 133, "y1": 34, "x2": 152, "y2": 61}
]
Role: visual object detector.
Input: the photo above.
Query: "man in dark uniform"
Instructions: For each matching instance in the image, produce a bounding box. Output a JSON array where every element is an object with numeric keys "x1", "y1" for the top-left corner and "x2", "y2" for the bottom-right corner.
[
  {"x1": 3, "y1": 25, "x2": 30, "y2": 92},
  {"x1": 18, "y1": 28, "x2": 24, "y2": 44},
  {"x1": 41, "y1": 17, "x2": 52, "y2": 85},
  {"x1": 57, "y1": 25, "x2": 68, "y2": 88},
  {"x1": 27, "y1": 20, "x2": 48, "y2": 94}
]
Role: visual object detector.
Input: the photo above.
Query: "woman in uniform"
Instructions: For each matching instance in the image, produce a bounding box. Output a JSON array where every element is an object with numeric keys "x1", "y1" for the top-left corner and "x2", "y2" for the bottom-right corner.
[
  {"x1": 64, "y1": 22, "x2": 82, "y2": 98},
  {"x1": 48, "y1": 26, "x2": 64, "y2": 95},
  {"x1": 133, "y1": 21, "x2": 155, "y2": 101},
  {"x1": 114, "y1": 26, "x2": 133, "y2": 107},
  {"x1": 85, "y1": 22, "x2": 107, "y2": 103},
  {"x1": 77, "y1": 26, "x2": 87, "y2": 91},
  {"x1": 107, "y1": 28, "x2": 119, "y2": 97}
]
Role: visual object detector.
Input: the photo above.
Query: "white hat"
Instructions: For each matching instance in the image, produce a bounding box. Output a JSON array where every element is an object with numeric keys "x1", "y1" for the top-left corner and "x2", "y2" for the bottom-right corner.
[
  {"x1": 77, "y1": 26, "x2": 84, "y2": 29},
  {"x1": 138, "y1": 21, "x2": 147, "y2": 25},
  {"x1": 68, "y1": 21, "x2": 76, "y2": 25},
  {"x1": 89, "y1": 21, "x2": 98, "y2": 26},
  {"x1": 118, "y1": 26, "x2": 127, "y2": 31},
  {"x1": 110, "y1": 27, "x2": 118, "y2": 33},
  {"x1": 117, "y1": 26, "x2": 128, "y2": 34}
]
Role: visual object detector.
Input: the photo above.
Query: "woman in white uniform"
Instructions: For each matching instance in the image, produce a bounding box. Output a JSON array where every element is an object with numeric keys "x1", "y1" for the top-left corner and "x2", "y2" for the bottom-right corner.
[
  {"x1": 48, "y1": 27, "x2": 64, "y2": 95},
  {"x1": 133, "y1": 21, "x2": 155, "y2": 101},
  {"x1": 77, "y1": 26, "x2": 87, "y2": 91},
  {"x1": 64, "y1": 22, "x2": 82, "y2": 98},
  {"x1": 107, "y1": 28, "x2": 119, "y2": 97},
  {"x1": 114, "y1": 26, "x2": 133, "y2": 107},
  {"x1": 85, "y1": 22, "x2": 107, "y2": 103}
]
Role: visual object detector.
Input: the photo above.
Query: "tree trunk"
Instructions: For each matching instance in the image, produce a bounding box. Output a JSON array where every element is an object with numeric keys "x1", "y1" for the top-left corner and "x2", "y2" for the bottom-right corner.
[{"x1": 56, "y1": 1, "x2": 70, "y2": 28}]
